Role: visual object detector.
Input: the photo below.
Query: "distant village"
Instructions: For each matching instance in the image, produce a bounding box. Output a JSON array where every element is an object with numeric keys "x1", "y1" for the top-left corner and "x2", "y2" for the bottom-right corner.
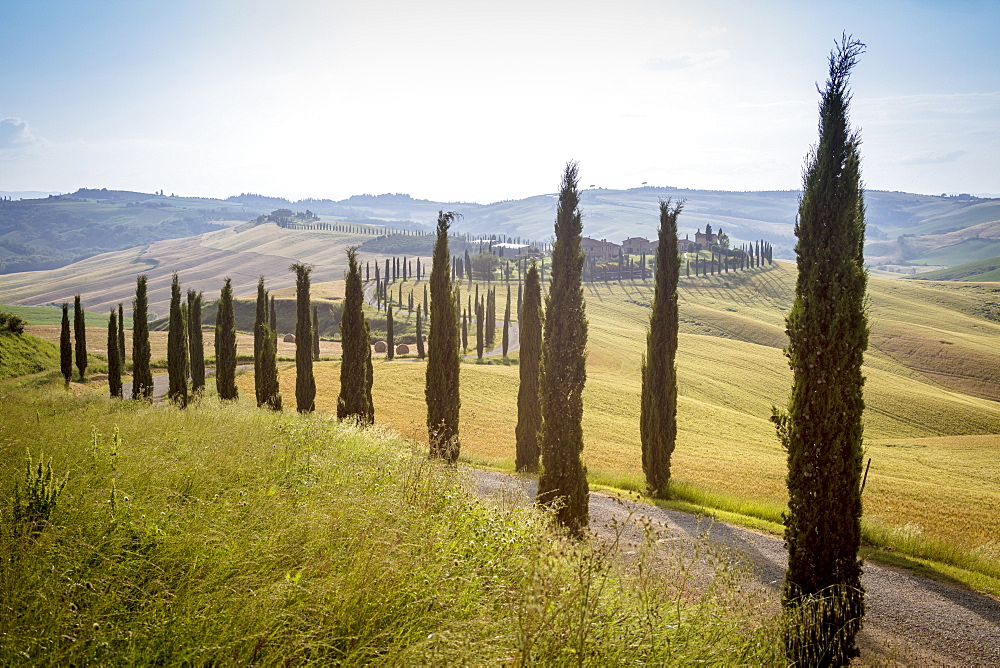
[{"x1": 580, "y1": 224, "x2": 725, "y2": 261}]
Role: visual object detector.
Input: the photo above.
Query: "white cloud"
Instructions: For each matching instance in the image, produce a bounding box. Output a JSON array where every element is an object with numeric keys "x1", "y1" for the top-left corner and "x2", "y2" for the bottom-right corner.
[
  {"x1": 0, "y1": 117, "x2": 43, "y2": 158},
  {"x1": 646, "y1": 49, "x2": 730, "y2": 71}
]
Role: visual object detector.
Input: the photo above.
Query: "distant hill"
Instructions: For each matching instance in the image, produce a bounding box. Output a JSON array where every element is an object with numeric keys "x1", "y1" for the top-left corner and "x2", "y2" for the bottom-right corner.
[
  {"x1": 908, "y1": 256, "x2": 1000, "y2": 282},
  {"x1": 2, "y1": 187, "x2": 998, "y2": 275}
]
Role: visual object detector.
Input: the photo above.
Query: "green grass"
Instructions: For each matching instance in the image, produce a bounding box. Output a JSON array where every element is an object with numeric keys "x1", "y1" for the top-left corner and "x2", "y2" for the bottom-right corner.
[
  {"x1": 1, "y1": 304, "x2": 134, "y2": 328},
  {"x1": 908, "y1": 255, "x2": 1000, "y2": 282},
  {"x1": 0, "y1": 330, "x2": 58, "y2": 380},
  {"x1": 0, "y1": 380, "x2": 785, "y2": 664}
]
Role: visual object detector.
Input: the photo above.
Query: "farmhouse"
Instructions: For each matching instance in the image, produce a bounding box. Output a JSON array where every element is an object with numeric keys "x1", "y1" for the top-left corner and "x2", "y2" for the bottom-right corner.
[
  {"x1": 694, "y1": 223, "x2": 722, "y2": 246},
  {"x1": 580, "y1": 237, "x2": 620, "y2": 262},
  {"x1": 621, "y1": 236, "x2": 657, "y2": 255}
]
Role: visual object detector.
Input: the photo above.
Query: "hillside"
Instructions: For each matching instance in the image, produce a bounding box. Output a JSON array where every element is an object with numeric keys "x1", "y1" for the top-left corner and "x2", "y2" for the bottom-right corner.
[
  {"x1": 0, "y1": 327, "x2": 58, "y2": 380},
  {"x1": 908, "y1": 256, "x2": 1000, "y2": 282}
]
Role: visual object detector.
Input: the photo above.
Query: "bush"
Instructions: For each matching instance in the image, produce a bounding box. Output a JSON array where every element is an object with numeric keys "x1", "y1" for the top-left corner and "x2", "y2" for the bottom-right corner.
[{"x1": 0, "y1": 311, "x2": 27, "y2": 334}]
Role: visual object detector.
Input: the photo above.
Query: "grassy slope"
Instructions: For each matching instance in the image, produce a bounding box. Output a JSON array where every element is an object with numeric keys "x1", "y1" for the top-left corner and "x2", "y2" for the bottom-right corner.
[
  {"x1": 908, "y1": 256, "x2": 1000, "y2": 282},
  {"x1": 236, "y1": 263, "x2": 1000, "y2": 573},
  {"x1": 0, "y1": 330, "x2": 58, "y2": 380}
]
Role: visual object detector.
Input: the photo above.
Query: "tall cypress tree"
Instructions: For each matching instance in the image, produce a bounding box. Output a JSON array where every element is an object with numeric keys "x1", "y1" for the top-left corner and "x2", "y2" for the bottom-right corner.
[
  {"x1": 515, "y1": 262, "x2": 542, "y2": 472},
  {"x1": 187, "y1": 290, "x2": 205, "y2": 393},
  {"x1": 59, "y1": 303, "x2": 72, "y2": 384},
  {"x1": 415, "y1": 304, "x2": 425, "y2": 359},
  {"x1": 475, "y1": 297, "x2": 484, "y2": 359},
  {"x1": 291, "y1": 263, "x2": 315, "y2": 412},
  {"x1": 486, "y1": 287, "x2": 496, "y2": 348},
  {"x1": 73, "y1": 294, "x2": 87, "y2": 380},
  {"x1": 108, "y1": 309, "x2": 122, "y2": 398},
  {"x1": 773, "y1": 36, "x2": 868, "y2": 665},
  {"x1": 312, "y1": 304, "x2": 321, "y2": 361},
  {"x1": 425, "y1": 211, "x2": 461, "y2": 463},
  {"x1": 255, "y1": 277, "x2": 268, "y2": 407},
  {"x1": 386, "y1": 303, "x2": 395, "y2": 360},
  {"x1": 117, "y1": 303, "x2": 125, "y2": 371},
  {"x1": 537, "y1": 161, "x2": 589, "y2": 537},
  {"x1": 338, "y1": 247, "x2": 374, "y2": 424},
  {"x1": 269, "y1": 294, "x2": 277, "y2": 333},
  {"x1": 502, "y1": 285, "x2": 511, "y2": 358},
  {"x1": 641, "y1": 199, "x2": 683, "y2": 498},
  {"x1": 132, "y1": 275, "x2": 153, "y2": 400},
  {"x1": 215, "y1": 277, "x2": 239, "y2": 401},
  {"x1": 461, "y1": 308, "x2": 468, "y2": 352},
  {"x1": 167, "y1": 273, "x2": 189, "y2": 407}
]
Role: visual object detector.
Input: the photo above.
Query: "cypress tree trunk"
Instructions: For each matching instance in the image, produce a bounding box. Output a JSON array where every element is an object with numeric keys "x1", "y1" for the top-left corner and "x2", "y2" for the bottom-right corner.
[
  {"x1": 167, "y1": 273, "x2": 189, "y2": 407},
  {"x1": 117, "y1": 303, "x2": 125, "y2": 372},
  {"x1": 313, "y1": 304, "x2": 321, "y2": 361},
  {"x1": 59, "y1": 303, "x2": 72, "y2": 384},
  {"x1": 415, "y1": 304, "x2": 425, "y2": 359},
  {"x1": 338, "y1": 247, "x2": 374, "y2": 424},
  {"x1": 132, "y1": 275, "x2": 153, "y2": 400},
  {"x1": 187, "y1": 290, "x2": 204, "y2": 393},
  {"x1": 215, "y1": 277, "x2": 239, "y2": 401},
  {"x1": 291, "y1": 263, "x2": 315, "y2": 412},
  {"x1": 537, "y1": 161, "x2": 589, "y2": 537},
  {"x1": 502, "y1": 285, "x2": 511, "y2": 358},
  {"x1": 641, "y1": 199, "x2": 683, "y2": 498},
  {"x1": 774, "y1": 36, "x2": 868, "y2": 666},
  {"x1": 425, "y1": 211, "x2": 461, "y2": 463},
  {"x1": 255, "y1": 277, "x2": 268, "y2": 407},
  {"x1": 386, "y1": 303, "x2": 395, "y2": 360},
  {"x1": 515, "y1": 262, "x2": 542, "y2": 472},
  {"x1": 73, "y1": 294, "x2": 87, "y2": 380},
  {"x1": 107, "y1": 309, "x2": 122, "y2": 398}
]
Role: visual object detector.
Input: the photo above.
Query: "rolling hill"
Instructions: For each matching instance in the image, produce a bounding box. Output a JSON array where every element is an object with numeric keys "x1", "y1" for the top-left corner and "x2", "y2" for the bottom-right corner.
[{"x1": 908, "y1": 256, "x2": 1000, "y2": 282}]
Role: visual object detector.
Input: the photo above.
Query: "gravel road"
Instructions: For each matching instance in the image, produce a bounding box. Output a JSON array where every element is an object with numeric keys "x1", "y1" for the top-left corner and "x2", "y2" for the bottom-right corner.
[{"x1": 469, "y1": 469, "x2": 1000, "y2": 666}]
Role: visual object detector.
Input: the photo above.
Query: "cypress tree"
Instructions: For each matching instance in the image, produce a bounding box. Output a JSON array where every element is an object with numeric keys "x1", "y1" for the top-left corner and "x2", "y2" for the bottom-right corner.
[
  {"x1": 117, "y1": 303, "x2": 125, "y2": 371},
  {"x1": 132, "y1": 275, "x2": 153, "y2": 400},
  {"x1": 515, "y1": 262, "x2": 542, "y2": 472},
  {"x1": 215, "y1": 277, "x2": 239, "y2": 401},
  {"x1": 517, "y1": 281, "x2": 523, "y2": 319},
  {"x1": 167, "y1": 273, "x2": 189, "y2": 406},
  {"x1": 537, "y1": 161, "x2": 589, "y2": 537},
  {"x1": 386, "y1": 303, "x2": 395, "y2": 360},
  {"x1": 108, "y1": 309, "x2": 122, "y2": 398},
  {"x1": 425, "y1": 211, "x2": 461, "y2": 463},
  {"x1": 641, "y1": 199, "x2": 683, "y2": 498},
  {"x1": 415, "y1": 304, "x2": 426, "y2": 359},
  {"x1": 254, "y1": 277, "x2": 268, "y2": 407},
  {"x1": 461, "y1": 308, "x2": 468, "y2": 352},
  {"x1": 269, "y1": 295, "x2": 277, "y2": 333},
  {"x1": 475, "y1": 297, "x2": 484, "y2": 359},
  {"x1": 59, "y1": 303, "x2": 72, "y2": 384},
  {"x1": 313, "y1": 304, "x2": 321, "y2": 361},
  {"x1": 338, "y1": 247, "x2": 374, "y2": 424},
  {"x1": 502, "y1": 285, "x2": 511, "y2": 358},
  {"x1": 486, "y1": 287, "x2": 496, "y2": 348},
  {"x1": 773, "y1": 36, "x2": 868, "y2": 665},
  {"x1": 290, "y1": 263, "x2": 316, "y2": 412},
  {"x1": 73, "y1": 294, "x2": 87, "y2": 380}
]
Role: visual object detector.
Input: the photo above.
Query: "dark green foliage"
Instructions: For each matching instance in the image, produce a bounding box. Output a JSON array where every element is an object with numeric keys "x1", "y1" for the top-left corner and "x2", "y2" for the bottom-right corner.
[
  {"x1": 475, "y1": 298, "x2": 484, "y2": 359},
  {"x1": 386, "y1": 303, "x2": 395, "y2": 360},
  {"x1": 188, "y1": 290, "x2": 205, "y2": 393},
  {"x1": 461, "y1": 308, "x2": 468, "y2": 352},
  {"x1": 773, "y1": 36, "x2": 868, "y2": 665},
  {"x1": 73, "y1": 294, "x2": 86, "y2": 381},
  {"x1": 107, "y1": 309, "x2": 122, "y2": 398},
  {"x1": 291, "y1": 264, "x2": 315, "y2": 412},
  {"x1": 313, "y1": 305, "x2": 321, "y2": 361},
  {"x1": 131, "y1": 275, "x2": 153, "y2": 400},
  {"x1": 338, "y1": 248, "x2": 374, "y2": 424},
  {"x1": 641, "y1": 199, "x2": 683, "y2": 498},
  {"x1": 502, "y1": 285, "x2": 511, "y2": 358},
  {"x1": 215, "y1": 277, "x2": 239, "y2": 401},
  {"x1": 117, "y1": 303, "x2": 125, "y2": 371},
  {"x1": 537, "y1": 162, "x2": 589, "y2": 537},
  {"x1": 167, "y1": 273, "x2": 189, "y2": 407},
  {"x1": 515, "y1": 262, "x2": 542, "y2": 473},
  {"x1": 415, "y1": 305, "x2": 425, "y2": 359},
  {"x1": 254, "y1": 277, "x2": 268, "y2": 407},
  {"x1": 59, "y1": 303, "x2": 72, "y2": 383},
  {"x1": 269, "y1": 295, "x2": 277, "y2": 333},
  {"x1": 425, "y1": 211, "x2": 461, "y2": 463},
  {"x1": 485, "y1": 288, "x2": 496, "y2": 348}
]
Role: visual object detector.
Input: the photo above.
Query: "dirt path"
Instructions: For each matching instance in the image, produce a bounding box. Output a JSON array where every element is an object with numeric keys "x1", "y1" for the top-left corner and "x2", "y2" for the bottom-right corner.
[{"x1": 469, "y1": 470, "x2": 1000, "y2": 666}]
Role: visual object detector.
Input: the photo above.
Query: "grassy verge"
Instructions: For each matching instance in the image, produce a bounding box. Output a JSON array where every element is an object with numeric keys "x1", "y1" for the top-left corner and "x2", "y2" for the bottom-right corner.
[{"x1": 0, "y1": 379, "x2": 785, "y2": 664}]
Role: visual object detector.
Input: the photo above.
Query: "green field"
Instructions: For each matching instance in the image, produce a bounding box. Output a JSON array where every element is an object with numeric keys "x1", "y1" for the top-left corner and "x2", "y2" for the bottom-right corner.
[{"x1": 909, "y1": 255, "x2": 1000, "y2": 282}]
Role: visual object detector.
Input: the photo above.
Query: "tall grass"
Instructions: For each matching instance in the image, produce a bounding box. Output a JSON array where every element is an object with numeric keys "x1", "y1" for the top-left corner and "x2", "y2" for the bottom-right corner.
[{"x1": 0, "y1": 381, "x2": 785, "y2": 664}]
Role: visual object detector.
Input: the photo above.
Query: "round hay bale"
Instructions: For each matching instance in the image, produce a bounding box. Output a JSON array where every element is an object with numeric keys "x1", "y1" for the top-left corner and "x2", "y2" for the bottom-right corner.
[
  {"x1": 395, "y1": 343, "x2": 409, "y2": 355},
  {"x1": 283, "y1": 333, "x2": 295, "y2": 343},
  {"x1": 373, "y1": 340, "x2": 387, "y2": 353}
]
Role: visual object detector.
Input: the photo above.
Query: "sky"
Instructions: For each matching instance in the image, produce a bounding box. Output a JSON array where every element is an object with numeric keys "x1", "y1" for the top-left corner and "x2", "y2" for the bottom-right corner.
[{"x1": 2, "y1": 0, "x2": 998, "y2": 204}]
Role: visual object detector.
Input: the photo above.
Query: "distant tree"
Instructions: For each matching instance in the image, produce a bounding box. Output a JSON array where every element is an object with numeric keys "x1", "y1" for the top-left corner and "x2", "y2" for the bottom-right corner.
[
  {"x1": 73, "y1": 294, "x2": 87, "y2": 381},
  {"x1": 515, "y1": 262, "x2": 542, "y2": 472},
  {"x1": 386, "y1": 303, "x2": 395, "y2": 360},
  {"x1": 502, "y1": 284, "x2": 511, "y2": 358},
  {"x1": 485, "y1": 287, "x2": 496, "y2": 348},
  {"x1": 425, "y1": 211, "x2": 461, "y2": 463},
  {"x1": 107, "y1": 309, "x2": 122, "y2": 398},
  {"x1": 291, "y1": 263, "x2": 315, "y2": 412},
  {"x1": 215, "y1": 277, "x2": 239, "y2": 401},
  {"x1": 773, "y1": 36, "x2": 868, "y2": 665},
  {"x1": 312, "y1": 304, "x2": 321, "y2": 361},
  {"x1": 269, "y1": 294, "x2": 277, "y2": 333},
  {"x1": 517, "y1": 281, "x2": 523, "y2": 319},
  {"x1": 338, "y1": 247, "x2": 374, "y2": 424},
  {"x1": 117, "y1": 303, "x2": 125, "y2": 372},
  {"x1": 167, "y1": 273, "x2": 189, "y2": 407},
  {"x1": 475, "y1": 297, "x2": 484, "y2": 359},
  {"x1": 59, "y1": 303, "x2": 72, "y2": 384},
  {"x1": 415, "y1": 304, "x2": 426, "y2": 359},
  {"x1": 537, "y1": 161, "x2": 589, "y2": 537},
  {"x1": 188, "y1": 290, "x2": 205, "y2": 393},
  {"x1": 641, "y1": 199, "x2": 683, "y2": 498},
  {"x1": 132, "y1": 275, "x2": 153, "y2": 400},
  {"x1": 254, "y1": 277, "x2": 268, "y2": 407},
  {"x1": 423, "y1": 284, "x2": 428, "y2": 316}
]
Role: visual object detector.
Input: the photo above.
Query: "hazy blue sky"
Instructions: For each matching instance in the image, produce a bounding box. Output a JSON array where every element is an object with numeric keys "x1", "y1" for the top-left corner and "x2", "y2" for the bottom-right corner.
[{"x1": 2, "y1": 0, "x2": 997, "y2": 203}]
